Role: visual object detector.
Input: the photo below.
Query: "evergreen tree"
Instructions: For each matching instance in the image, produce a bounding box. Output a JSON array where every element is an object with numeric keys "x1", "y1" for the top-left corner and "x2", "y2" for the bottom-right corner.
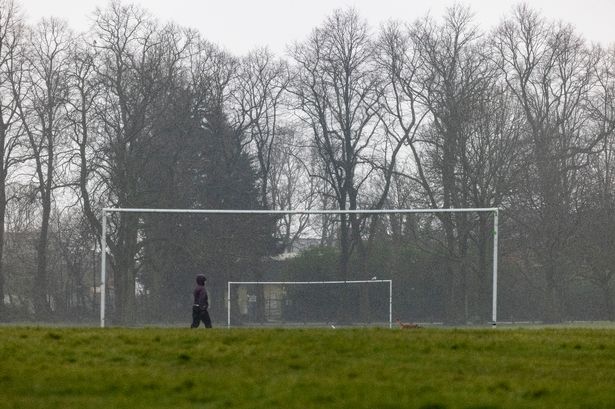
[{"x1": 138, "y1": 89, "x2": 277, "y2": 322}]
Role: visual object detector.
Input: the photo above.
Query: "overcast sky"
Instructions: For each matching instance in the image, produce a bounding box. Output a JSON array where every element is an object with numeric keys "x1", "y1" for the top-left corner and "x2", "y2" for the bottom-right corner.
[{"x1": 16, "y1": 0, "x2": 615, "y2": 55}]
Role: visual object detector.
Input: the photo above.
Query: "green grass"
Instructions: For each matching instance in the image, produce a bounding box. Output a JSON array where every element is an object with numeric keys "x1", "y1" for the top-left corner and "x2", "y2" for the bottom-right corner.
[{"x1": 1, "y1": 327, "x2": 615, "y2": 409}]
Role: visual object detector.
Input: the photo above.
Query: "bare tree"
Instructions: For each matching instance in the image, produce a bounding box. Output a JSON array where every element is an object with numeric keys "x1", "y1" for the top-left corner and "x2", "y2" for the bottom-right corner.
[
  {"x1": 394, "y1": 6, "x2": 495, "y2": 322},
  {"x1": 0, "y1": 0, "x2": 25, "y2": 318},
  {"x1": 574, "y1": 46, "x2": 615, "y2": 319},
  {"x1": 2, "y1": 185, "x2": 38, "y2": 314},
  {"x1": 290, "y1": 8, "x2": 384, "y2": 282},
  {"x1": 372, "y1": 6, "x2": 525, "y2": 322},
  {"x1": 268, "y1": 127, "x2": 319, "y2": 249},
  {"x1": 493, "y1": 5, "x2": 598, "y2": 321},
  {"x1": 84, "y1": 1, "x2": 192, "y2": 323},
  {"x1": 235, "y1": 48, "x2": 289, "y2": 206},
  {"x1": 234, "y1": 48, "x2": 322, "y2": 253},
  {"x1": 14, "y1": 17, "x2": 73, "y2": 318}
]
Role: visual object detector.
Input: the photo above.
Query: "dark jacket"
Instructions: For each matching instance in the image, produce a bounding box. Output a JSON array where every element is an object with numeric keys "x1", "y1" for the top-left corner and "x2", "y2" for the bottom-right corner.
[{"x1": 193, "y1": 285, "x2": 209, "y2": 309}]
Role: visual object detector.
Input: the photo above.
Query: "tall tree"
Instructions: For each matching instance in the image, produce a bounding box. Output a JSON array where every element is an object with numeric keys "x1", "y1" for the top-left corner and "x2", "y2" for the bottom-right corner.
[
  {"x1": 290, "y1": 8, "x2": 383, "y2": 282},
  {"x1": 15, "y1": 17, "x2": 73, "y2": 318},
  {"x1": 394, "y1": 6, "x2": 496, "y2": 322},
  {"x1": 574, "y1": 46, "x2": 615, "y2": 319},
  {"x1": 493, "y1": 5, "x2": 598, "y2": 321},
  {"x1": 235, "y1": 48, "x2": 289, "y2": 207},
  {"x1": 85, "y1": 1, "x2": 191, "y2": 323},
  {"x1": 0, "y1": 0, "x2": 25, "y2": 318}
]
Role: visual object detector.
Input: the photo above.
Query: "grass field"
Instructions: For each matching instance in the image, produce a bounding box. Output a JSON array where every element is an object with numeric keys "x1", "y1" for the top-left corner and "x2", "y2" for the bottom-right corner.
[{"x1": 1, "y1": 327, "x2": 615, "y2": 409}]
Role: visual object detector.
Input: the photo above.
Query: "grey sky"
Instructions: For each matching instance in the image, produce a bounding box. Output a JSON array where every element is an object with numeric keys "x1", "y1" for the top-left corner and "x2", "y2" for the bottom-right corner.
[{"x1": 17, "y1": 0, "x2": 615, "y2": 55}]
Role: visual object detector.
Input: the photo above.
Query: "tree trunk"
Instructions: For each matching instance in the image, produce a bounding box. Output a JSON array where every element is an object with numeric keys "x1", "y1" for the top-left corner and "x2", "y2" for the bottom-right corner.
[
  {"x1": 337, "y1": 211, "x2": 352, "y2": 323},
  {"x1": 543, "y1": 263, "x2": 562, "y2": 323},
  {"x1": 0, "y1": 193, "x2": 5, "y2": 320},
  {"x1": 34, "y1": 191, "x2": 52, "y2": 319},
  {"x1": 113, "y1": 213, "x2": 139, "y2": 325},
  {"x1": 602, "y1": 282, "x2": 614, "y2": 321},
  {"x1": 476, "y1": 213, "x2": 490, "y2": 322},
  {"x1": 0, "y1": 165, "x2": 6, "y2": 319},
  {"x1": 442, "y1": 217, "x2": 462, "y2": 324}
]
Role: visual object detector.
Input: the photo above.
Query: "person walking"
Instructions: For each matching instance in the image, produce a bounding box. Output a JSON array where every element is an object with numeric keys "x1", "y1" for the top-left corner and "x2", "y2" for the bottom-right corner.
[{"x1": 191, "y1": 274, "x2": 212, "y2": 328}]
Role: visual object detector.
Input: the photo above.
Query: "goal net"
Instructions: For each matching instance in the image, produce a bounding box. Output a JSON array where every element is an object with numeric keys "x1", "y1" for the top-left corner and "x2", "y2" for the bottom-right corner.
[
  {"x1": 227, "y1": 280, "x2": 392, "y2": 328},
  {"x1": 98, "y1": 208, "x2": 499, "y2": 328}
]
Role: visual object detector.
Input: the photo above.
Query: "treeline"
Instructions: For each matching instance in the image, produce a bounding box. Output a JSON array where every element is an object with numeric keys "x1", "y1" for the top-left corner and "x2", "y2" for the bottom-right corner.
[{"x1": 0, "y1": 0, "x2": 613, "y2": 323}]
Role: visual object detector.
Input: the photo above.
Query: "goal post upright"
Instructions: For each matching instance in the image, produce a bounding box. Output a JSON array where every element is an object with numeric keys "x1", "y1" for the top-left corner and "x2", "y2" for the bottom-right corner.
[
  {"x1": 99, "y1": 207, "x2": 500, "y2": 328},
  {"x1": 389, "y1": 280, "x2": 393, "y2": 329},
  {"x1": 492, "y1": 209, "x2": 499, "y2": 328},
  {"x1": 100, "y1": 209, "x2": 107, "y2": 329},
  {"x1": 227, "y1": 281, "x2": 231, "y2": 329}
]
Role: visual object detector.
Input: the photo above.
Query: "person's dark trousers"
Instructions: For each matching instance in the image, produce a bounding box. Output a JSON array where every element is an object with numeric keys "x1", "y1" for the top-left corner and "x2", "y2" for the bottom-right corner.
[{"x1": 191, "y1": 305, "x2": 212, "y2": 328}]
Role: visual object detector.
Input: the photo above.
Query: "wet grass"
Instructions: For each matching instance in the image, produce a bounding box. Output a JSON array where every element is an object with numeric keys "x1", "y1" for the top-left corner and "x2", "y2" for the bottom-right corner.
[{"x1": 1, "y1": 327, "x2": 615, "y2": 408}]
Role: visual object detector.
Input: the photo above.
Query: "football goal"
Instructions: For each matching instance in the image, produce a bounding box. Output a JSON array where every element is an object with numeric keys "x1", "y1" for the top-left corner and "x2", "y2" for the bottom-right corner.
[
  {"x1": 227, "y1": 280, "x2": 393, "y2": 328},
  {"x1": 98, "y1": 208, "x2": 499, "y2": 328}
]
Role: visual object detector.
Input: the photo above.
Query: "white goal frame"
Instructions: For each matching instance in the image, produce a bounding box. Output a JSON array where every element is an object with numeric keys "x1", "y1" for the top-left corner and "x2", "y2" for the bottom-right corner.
[
  {"x1": 99, "y1": 207, "x2": 499, "y2": 328},
  {"x1": 227, "y1": 280, "x2": 394, "y2": 328}
]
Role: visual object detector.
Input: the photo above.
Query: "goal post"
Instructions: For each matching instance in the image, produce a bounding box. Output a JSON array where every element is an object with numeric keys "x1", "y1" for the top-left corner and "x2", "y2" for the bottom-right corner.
[
  {"x1": 227, "y1": 280, "x2": 393, "y2": 328},
  {"x1": 99, "y1": 207, "x2": 500, "y2": 328}
]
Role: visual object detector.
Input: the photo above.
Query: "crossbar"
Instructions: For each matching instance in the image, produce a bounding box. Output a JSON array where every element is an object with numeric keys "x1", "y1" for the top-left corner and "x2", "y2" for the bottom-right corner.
[{"x1": 103, "y1": 207, "x2": 498, "y2": 215}]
